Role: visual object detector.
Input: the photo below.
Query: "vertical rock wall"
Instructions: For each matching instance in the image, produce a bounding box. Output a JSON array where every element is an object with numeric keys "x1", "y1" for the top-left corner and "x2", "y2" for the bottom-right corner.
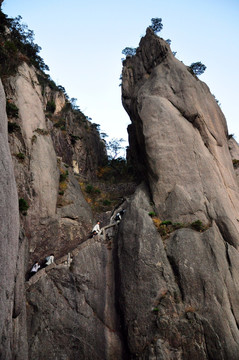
[
  {"x1": 5, "y1": 61, "x2": 102, "y2": 262},
  {"x1": 0, "y1": 79, "x2": 21, "y2": 358},
  {"x1": 120, "y1": 28, "x2": 239, "y2": 358}
]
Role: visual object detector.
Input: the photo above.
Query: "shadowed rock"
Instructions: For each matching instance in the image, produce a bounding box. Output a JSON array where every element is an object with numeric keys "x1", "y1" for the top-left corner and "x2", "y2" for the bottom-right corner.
[{"x1": 0, "y1": 79, "x2": 21, "y2": 358}]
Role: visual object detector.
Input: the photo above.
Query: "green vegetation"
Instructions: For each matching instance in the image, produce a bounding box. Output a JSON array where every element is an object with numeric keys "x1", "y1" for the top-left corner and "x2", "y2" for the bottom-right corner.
[
  {"x1": 53, "y1": 119, "x2": 66, "y2": 131},
  {"x1": 148, "y1": 211, "x2": 156, "y2": 217},
  {"x1": 70, "y1": 134, "x2": 80, "y2": 145},
  {"x1": 85, "y1": 184, "x2": 101, "y2": 194},
  {"x1": 46, "y1": 101, "x2": 56, "y2": 113},
  {"x1": 19, "y1": 198, "x2": 29, "y2": 215},
  {"x1": 122, "y1": 47, "x2": 137, "y2": 57},
  {"x1": 189, "y1": 62, "x2": 206, "y2": 76},
  {"x1": 36, "y1": 73, "x2": 58, "y2": 95},
  {"x1": 15, "y1": 152, "x2": 25, "y2": 160},
  {"x1": 0, "y1": 11, "x2": 49, "y2": 76},
  {"x1": 6, "y1": 101, "x2": 19, "y2": 118},
  {"x1": 149, "y1": 17, "x2": 163, "y2": 33},
  {"x1": 97, "y1": 158, "x2": 135, "y2": 183},
  {"x1": 59, "y1": 170, "x2": 69, "y2": 182},
  {"x1": 232, "y1": 159, "x2": 239, "y2": 169},
  {"x1": 34, "y1": 128, "x2": 49, "y2": 135},
  {"x1": 31, "y1": 134, "x2": 37, "y2": 144},
  {"x1": 79, "y1": 181, "x2": 120, "y2": 214},
  {"x1": 150, "y1": 215, "x2": 208, "y2": 239},
  {"x1": 152, "y1": 307, "x2": 159, "y2": 313},
  {"x1": 102, "y1": 199, "x2": 111, "y2": 206},
  {"x1": 8, "y1": 121, "x2": 20, "y2": 133},
  {"x1": 190, "y1": 220, "x2": 208, "y2": 232},
  {"x1": 160, "y1": 220, "x2": 172, "y2": 226}
]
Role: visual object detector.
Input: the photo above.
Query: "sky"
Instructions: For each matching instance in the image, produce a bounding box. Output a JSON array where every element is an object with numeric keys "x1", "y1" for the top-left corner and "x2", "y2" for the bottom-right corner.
[{"x1": 2, "y1": 0, "x2": 239, "y2": 148}]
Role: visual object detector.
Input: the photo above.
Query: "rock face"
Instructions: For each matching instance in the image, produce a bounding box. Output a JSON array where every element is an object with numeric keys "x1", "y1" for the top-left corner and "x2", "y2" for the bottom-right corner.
[
  {"x1": 117, "y1": 186, "x2": 239, "y2": 359},
  {"x1": 5, "y1": 61, "x2": 107, "y2": 262},
  {"x1": 26, "y1": 237, "x2": 124, "y2": 360},
  {"x1": 122, "y1": 28, "x2": 239, "y2": 229},
  {"x1": 119, "y1": 28, "x2": 239, "y2": 358},
  {"x1": 0, "y1": 79, "x2": 21, "y2": 358},
  {"x1": 2, "y1": 18, "x2": 239, "y2": 360}
]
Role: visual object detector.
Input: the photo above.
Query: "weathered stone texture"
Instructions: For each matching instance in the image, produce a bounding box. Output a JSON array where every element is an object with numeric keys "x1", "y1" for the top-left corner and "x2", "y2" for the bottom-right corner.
[
  {"x1": 26, "y1": 238, "x2": 123, "y2": 360},
  {"x1": 120, "y1": 28, "x2": 239, "y2": 359},
  {"x1": 2, "y1": 19, "x2": 239, "y2": 360},
  {"x1": 0, "y1": 79, "x2": 20, "y2": 358},
  {"x1": 122, "y1": 29, "x2": 239, "y2": 234},
  {"x1": 117, "y1": 185, "x2": 239, "y2": 359},
  {"x1": 5, "y1": 62, "x2": 98, "y2": 264}
]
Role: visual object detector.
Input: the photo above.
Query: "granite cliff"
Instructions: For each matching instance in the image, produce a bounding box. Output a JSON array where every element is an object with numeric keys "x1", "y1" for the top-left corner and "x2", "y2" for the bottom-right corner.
[
  {"x1": 120, "y1": 28, "x2": 239, "y2": 359},
  {"x1": 1, "y1": 6, "x2": 239, "y2": 360}
]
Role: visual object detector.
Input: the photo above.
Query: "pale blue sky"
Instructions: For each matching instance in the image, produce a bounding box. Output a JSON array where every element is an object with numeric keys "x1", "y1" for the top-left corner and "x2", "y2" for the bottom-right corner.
[{"x1": 2, "y1": 0, "x2": 239, "y2": 145}]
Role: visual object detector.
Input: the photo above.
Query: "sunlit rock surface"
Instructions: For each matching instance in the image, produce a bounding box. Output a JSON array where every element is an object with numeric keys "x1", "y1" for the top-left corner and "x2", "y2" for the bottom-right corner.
[
  {"x1": 1, "y1": 17, "x2": 239, "y2": 359},
  {"x1": 120, "y1": 28, "x2": 239, "y2": 358}
]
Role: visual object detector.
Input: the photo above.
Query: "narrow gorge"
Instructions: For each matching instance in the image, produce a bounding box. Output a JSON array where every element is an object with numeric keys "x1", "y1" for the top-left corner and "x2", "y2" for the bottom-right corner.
[{"x1": 1, "y1": 3, "x2": 239, "y2": 359}]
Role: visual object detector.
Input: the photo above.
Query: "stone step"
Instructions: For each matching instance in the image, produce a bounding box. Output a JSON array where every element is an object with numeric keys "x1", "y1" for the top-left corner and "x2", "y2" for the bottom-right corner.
[{"x1": 25, "y1": 222, "x2": 118, "y2": 288}]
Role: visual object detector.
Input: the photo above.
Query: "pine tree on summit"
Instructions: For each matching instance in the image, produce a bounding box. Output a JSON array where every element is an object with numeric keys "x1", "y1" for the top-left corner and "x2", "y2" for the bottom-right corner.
[{"x1": 149, "y1": 18, "x2": 163, "y2": 33}]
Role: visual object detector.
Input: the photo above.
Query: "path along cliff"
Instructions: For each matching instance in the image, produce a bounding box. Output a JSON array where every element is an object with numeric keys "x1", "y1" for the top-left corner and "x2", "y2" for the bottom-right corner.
[{"x1": 1, "y1": 10, "x2": 239, "y2": 360}]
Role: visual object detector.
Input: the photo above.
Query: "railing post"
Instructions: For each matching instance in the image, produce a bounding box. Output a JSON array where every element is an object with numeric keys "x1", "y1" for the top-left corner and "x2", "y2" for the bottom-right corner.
[{"x1": 67, "y1": 252, "x2": 71, "y2": 266}]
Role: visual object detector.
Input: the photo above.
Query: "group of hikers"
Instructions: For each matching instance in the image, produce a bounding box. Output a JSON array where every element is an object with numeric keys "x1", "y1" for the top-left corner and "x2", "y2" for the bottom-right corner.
[
  {"x1": 28, "y1": 208, "x2": 126, "y2": 280},
  {"x1": 28, "y1": 254, "x2": 55, "y2": 279}
]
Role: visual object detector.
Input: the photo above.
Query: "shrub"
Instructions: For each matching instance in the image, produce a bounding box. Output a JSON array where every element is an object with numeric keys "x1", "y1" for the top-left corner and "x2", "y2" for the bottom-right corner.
[
  {"x1": 19, "y1": 198, "x2": 29, "y2": 214},
  {"x1": 70, "y1": 134, "x2": 80, "y2": 145},
  {"x1": 34, "y1": 128, "x2": 49, "y2": 135},
  {"x1": 232, "y1": 159, "x2": 239, "y2": 169},
  {"x1": 152, "y1": 307, "x2": 159, "y2": 313},
  {"x1": 149, "y1": 18, "x2": 163, "y2": 33},
  {"x1": 6, "y1": 101, "x2": 19, "y2": 118},
  {"x1": 152, "y1": 217, "x2": 186, "y2": 238},
  {"x1": 153, "y1": 217, "x2": 162, "y2": 231},
  {"x1": 190, "y1": 220, "x2": 204, "y2": 232},
  {"x1": 160, "y1": 220, "x2": 172, "y2": 226},
  {"x1": 53, "y1": 119, "x2": 66, "y2": 130},
  {"x1": 46, "y1": 101, "x2": 56, "y2": 113},
  {"x1": 31, "y1": 134, "x2": 37, "y2": 144},
  {"x1": 16, "y1": 152, "x2": 25, "y2": 160},
  {"x1": 189, "y1": 62, "x2": 206, "y2": 76},
  {"x1": 122, "y1": 47, "x2": 136, "y2": 57},
  {"x1": 85, "y1": 184, "x2": 94, "y2": 194},
  {"x1": 59, "y1": 170, "x2": 68, "y2": 182},
  {"x1": 8, "y1": 121, "x2": 20, "y2": 133},
  {"x1": 148, "y1": 211, "x2": 156, "y2": 217},
  {"x1": 4, "y1": 40, "x2": 18, "y2": 54},
  {"x1": 102, "y1": 199, "x2": 111, "y2": 206}
]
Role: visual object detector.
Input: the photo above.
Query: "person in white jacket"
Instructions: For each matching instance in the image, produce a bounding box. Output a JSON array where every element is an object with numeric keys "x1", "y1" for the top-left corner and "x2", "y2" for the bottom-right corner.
[
  {"x1": 92, "y1": 221, "x2": 101, "y2": 236},
  {"x1": 45, "y1": 254, "x2": 55, "y2": 266},
  {"x1": 29, "y1": 262, "x2": 40, "y2": 279}
]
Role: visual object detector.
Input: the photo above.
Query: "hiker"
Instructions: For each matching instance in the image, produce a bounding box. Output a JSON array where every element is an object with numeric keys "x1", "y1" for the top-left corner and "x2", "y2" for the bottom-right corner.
[
  {"x1": 42, "y1": 254, "x2": 55, "y2": 268},
  {"x1": 91, "y1": 221, "x2": 101, "y2": 236},
  {"x1": 114, "y1": 209, "x2": 126, "y2": 222},
  {"x1": 29, "y1": 261, "x2": 40, "y2": 279},
  {"x1": 45, "y1": 254, "x2": 55, "y2": 266}
]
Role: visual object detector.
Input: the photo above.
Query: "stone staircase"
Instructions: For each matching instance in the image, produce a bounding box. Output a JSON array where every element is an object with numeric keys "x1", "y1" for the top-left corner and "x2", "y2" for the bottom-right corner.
[{"x1": 26, "y1": 222, "x2": 118, "y2": 288}]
